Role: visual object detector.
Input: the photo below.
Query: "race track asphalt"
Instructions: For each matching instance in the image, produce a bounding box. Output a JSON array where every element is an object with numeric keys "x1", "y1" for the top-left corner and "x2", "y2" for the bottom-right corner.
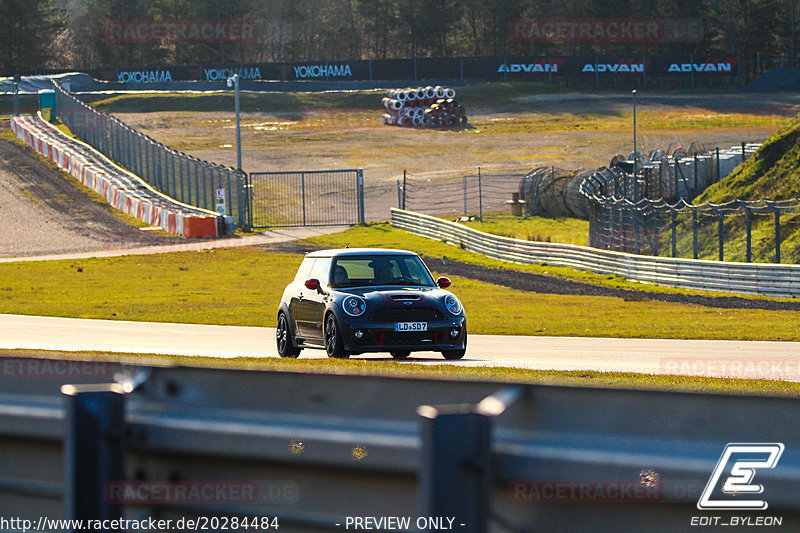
[{"x1": 1, "y1": 313, "x2": 798, "y2": 381}]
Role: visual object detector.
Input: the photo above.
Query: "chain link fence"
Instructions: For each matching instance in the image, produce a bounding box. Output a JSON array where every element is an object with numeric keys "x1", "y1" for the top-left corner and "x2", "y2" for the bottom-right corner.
[
  {"x1": 582, "y1": 167, "x2": 800, "y2": 263},
  {"x1": 398, "y1": 170, "x2": 525, "y2": 219},
  {"x1": 53, "y1": 82, "x2": 249, "y2": 229}
]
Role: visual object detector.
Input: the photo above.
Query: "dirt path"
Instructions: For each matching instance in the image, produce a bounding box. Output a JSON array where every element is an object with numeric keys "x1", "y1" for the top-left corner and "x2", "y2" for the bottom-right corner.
[{"x1": 0, "y1": 136, "x2": 184, "y2": 257}]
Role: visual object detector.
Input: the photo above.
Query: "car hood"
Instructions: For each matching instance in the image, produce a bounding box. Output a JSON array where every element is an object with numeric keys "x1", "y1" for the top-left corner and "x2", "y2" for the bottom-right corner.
[{"x1": 333, "y1": 286, "x2": 451, "y2": 300}]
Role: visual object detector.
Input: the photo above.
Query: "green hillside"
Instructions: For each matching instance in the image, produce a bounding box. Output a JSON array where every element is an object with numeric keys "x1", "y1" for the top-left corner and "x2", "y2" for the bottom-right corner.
[
  {"x1": 694, "y1": 118, "x2": 800, "y2": 264},
  {"x1": 697, "y1": 118, "x2": 800, "y2": 203}
]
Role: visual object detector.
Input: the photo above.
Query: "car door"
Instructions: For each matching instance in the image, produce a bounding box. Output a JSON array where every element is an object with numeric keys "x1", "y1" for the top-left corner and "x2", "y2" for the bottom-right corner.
[
  {"x1": 293, "y1": 257, "x2": 331, "y2": 344},
  {"x1": 288, "y1": 258, "x2": 316, "y2": 340}
]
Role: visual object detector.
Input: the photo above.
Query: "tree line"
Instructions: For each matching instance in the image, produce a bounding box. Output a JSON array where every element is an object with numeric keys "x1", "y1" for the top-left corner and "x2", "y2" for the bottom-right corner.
[{"x1": 3, "y1": 0, "x2": 800, "y2": 74}]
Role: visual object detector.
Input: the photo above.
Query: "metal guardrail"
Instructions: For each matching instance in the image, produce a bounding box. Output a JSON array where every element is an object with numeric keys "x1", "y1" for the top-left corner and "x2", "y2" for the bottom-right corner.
[
  {"x1": 390, "y1": 208, "x2": 800, "y2": 298},
  {"x1": 2, "y1": 357, "x2": 800, "y2": 532}
]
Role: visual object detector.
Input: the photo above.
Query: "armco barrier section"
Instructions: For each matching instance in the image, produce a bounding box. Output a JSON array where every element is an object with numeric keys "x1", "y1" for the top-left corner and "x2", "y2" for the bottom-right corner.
[
  {"x1": 2, "y1": 357, "x2": 800, "y2": 532},
  {"x1": 10, "y1": 114, "x2": 223, "y2": 238},
  {"x1": 391, "y1": 208, "x2": 800, "y2": 298}
]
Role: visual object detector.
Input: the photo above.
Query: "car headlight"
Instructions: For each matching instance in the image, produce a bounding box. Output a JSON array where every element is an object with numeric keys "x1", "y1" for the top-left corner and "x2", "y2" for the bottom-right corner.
[
  {"x1": 444, "y1": 294, "x2": 462, "y2": 315},
  {"x1": 342, "y1": 296, "x2": 367, "y2": 317}
]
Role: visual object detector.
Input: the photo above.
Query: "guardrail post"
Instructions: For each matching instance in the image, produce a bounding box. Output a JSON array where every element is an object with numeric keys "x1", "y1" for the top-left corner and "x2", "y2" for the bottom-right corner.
[
  {"x1": 62, "y1": 383, "x2": 126, "y2": 530},
  {"x1": 718, "y1": 212, "x2": 724, "y2": 262},
  {"x1": 774, "y1": 208, "x2": 781, "y2": 264},
  {"x1": 692, "y1": 209, "x2": 699, "y2": 259},
  {"x1": 418, "y1": 405, "x2": 490, "y2": 533}
]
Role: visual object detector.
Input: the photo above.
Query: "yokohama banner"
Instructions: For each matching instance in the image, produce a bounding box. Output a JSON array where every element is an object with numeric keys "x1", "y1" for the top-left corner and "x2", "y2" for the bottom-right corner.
[{"x1": 509, "y1": 19, "x2": 704, "y2": 43}]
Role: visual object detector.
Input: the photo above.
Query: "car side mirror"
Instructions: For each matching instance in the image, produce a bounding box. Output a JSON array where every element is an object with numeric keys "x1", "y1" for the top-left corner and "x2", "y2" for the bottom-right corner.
[
  {"x1": 436, "y1": 277, "x2": 451, "y2": 288},
  {"x1": 304, "y1": 278, "x2": 320, "y2": 291}
]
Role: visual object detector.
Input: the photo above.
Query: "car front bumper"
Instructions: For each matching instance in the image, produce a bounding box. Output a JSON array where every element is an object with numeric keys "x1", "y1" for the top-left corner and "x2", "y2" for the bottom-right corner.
[{"x1": 339, "y1": 316, "x2": 467, "y2": 353}]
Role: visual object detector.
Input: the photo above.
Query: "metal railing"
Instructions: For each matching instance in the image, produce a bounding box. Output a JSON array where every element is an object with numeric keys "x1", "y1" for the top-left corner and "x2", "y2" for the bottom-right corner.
[
  {"x1": 53, "y1": 82, "x2": 250, "y2": 229},
  {"x1": 3, "y1": 356, "x2": 800, "y2": 532},
  {"x1": 249, "y1": 169, "x2": 365, "y2": 227},
  {"x1": 391, "y1": 207, "x2": 800, "y2": 297}
]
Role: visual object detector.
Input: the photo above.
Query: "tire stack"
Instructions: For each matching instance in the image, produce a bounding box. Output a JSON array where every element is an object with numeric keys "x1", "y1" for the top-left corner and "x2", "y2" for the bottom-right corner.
[{"x1": 381, "y1": 86, "x2": 467, "y2": 128}]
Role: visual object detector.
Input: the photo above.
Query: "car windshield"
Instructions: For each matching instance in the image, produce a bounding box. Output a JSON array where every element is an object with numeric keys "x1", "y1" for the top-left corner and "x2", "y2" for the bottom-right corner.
[{"x1": 330, "y1": 255, "x2": 436, "y2": 288}]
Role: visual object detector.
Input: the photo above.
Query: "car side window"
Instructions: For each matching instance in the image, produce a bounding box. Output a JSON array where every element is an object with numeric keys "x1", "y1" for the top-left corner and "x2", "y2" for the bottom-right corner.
[
  {"x1": 308, "y1": 257, "x2": 332, "y2": 286},
  {"x1": 293, "y1": 258, "x2": 315, "y2": 283}
]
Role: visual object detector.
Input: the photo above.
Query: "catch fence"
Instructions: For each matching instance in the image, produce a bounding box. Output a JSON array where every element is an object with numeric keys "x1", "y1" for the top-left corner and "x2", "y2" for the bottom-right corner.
[
  {"x1": 398, "y1": 170, "x2": 525, "y2": 219},
  {"x1": 582, "y1": 167, "x2": 800, "y2": 264},
  {"x1": 53, "y1": 82, "x2": 249, "y2": 229}
]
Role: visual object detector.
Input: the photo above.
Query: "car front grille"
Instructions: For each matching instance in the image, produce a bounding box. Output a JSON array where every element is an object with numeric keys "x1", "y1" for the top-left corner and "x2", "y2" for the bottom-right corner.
[
  {"x1": 384, "y1": 331, "x2": 436, "y2": 345},
  {"x1": 372, "y1": 307, "x2": 443, "y2": 321}
]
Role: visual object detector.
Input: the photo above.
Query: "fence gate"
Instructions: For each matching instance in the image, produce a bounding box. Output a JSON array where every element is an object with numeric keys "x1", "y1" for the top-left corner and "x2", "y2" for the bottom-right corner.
[{"x1": 248, "y1": 169, "x2": 365, "y2": 227}]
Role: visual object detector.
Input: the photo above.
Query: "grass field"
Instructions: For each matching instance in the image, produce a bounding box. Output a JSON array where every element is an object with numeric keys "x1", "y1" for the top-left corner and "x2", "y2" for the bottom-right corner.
[
  {"x1": 457, "y1": 215, "x2": 590, "y2": 244},
  {"x1": 0, "y1": 224, "x2": 798, "y2": 340},
  {"x1": 5, "y1": 347, "x2": 800, "y2": 396}
]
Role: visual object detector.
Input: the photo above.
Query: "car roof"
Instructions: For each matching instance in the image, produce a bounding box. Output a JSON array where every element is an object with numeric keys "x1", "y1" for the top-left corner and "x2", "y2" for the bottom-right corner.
[{"x1": 305, "y1": 248, "x2": 419, "y2": 258}]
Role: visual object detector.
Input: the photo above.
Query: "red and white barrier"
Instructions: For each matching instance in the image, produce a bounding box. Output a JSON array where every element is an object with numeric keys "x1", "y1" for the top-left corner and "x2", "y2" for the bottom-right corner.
[{"x1": 10, "y1": 115, "x2": 222, "y2": 238}]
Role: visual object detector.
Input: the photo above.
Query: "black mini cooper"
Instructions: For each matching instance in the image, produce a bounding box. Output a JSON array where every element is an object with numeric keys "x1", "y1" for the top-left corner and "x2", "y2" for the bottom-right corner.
[{"x1": 276, "y1": 248, "x2": 467, "y2": 359}]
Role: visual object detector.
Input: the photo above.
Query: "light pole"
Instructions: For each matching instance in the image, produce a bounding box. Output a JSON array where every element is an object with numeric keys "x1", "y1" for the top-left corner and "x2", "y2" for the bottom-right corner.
[
  {"x1": 227, "y1": 74, "x2": 242, "y2": 172},
  {"x1": 632, "y1": 89, "x2": 637, "y2": 175}
]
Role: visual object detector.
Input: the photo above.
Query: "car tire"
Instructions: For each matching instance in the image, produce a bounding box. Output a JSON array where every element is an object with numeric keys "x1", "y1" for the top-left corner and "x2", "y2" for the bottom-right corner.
[
  {"x1": 442, "y1": 331, "x2": 467, "y2": 360},
  {"x1": 442, "y1": 349, "x2": 466, "y2": 360},
  {"x1": 276, "y1": 312, "x2": 301, "y2": 358},
  {"x1": 324, "y1": 314, "x2": 349, "y2": 359},
  {"x1": 390, "y1": 350, "x2": 411, "y2": 359}
]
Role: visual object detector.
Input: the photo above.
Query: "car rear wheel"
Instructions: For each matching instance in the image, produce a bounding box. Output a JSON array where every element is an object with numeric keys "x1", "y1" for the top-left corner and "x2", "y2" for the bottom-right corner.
[
  {"x1": 390, "y1": 350, "x2": 411, "y2": 359},
  {"x1": 276, "y1": 312, "x2": 301, "y2": 358},
  {"x1": 324, "y1": 314, "x2": 349, "y2": 359}
]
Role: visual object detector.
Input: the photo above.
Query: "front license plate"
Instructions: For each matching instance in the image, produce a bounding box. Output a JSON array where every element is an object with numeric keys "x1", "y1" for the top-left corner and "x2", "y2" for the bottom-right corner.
[{"x1": 395, "y1": 322, "x2": 428, "y2": 332}]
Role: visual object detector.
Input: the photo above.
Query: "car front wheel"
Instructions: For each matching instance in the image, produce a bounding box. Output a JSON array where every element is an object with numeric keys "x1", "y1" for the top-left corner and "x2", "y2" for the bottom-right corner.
[
  {"x1": 324, "y1": 314, "x2": 349, "y2": 359},
  {"x1": 442, "y1": 330, "x2": 467, "y2": 360},
  {"x1": 276, "y1": 312, "x2": 301, "y2": 358}
]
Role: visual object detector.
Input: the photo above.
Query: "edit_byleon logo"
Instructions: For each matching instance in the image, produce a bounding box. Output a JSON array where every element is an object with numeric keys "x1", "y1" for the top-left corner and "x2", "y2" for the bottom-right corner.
[{"x1": 697, "y1": 443, "x2": 784, "y2": 511}]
